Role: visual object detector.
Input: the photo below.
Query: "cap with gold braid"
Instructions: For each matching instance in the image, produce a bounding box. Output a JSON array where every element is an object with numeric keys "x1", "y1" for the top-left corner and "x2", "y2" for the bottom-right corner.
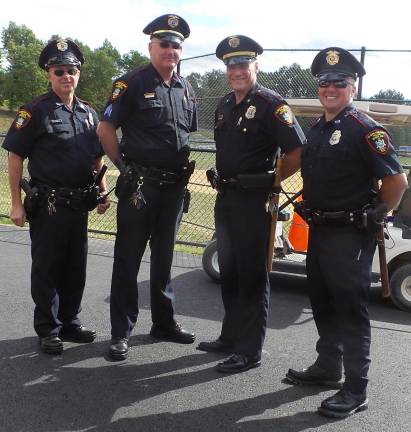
[
  {"x1": 143, "y1": 14, "x2": 190, "y2": 44},
  {"x1": 216, "y1": 35, "x2": 263, "y2": 65}
]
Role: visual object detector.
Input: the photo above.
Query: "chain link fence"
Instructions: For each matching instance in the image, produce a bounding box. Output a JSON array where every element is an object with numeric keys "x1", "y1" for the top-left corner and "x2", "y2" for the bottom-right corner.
[{"x1": 1, "y1": 48, "x2": 411, "y2": 256}]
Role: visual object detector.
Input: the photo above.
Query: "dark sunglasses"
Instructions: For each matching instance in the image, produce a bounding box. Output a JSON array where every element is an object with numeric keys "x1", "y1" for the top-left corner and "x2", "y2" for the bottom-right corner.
[
  {"x1": 53, "y1": 68, "x2": 79, "y2": 77},
  {"x1": 318, "y1": 79, "x2": 352, "y2": 89},
  {"x1": 159, "y1": 41, "x2": 181, "y2": 50}
]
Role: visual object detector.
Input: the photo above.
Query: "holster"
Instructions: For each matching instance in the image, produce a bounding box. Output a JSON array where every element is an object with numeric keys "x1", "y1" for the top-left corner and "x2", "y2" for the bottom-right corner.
[
  {"x1": 236, "y1": 173, "x2": 274, "y2": 189},
  {"x1": 23, "y1": 186, "x2": 41, "y2": 221}
]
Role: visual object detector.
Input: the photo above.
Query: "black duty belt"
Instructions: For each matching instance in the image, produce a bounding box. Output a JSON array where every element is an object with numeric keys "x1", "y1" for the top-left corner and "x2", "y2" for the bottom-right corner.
[
  {"x1": 129, "y1": 163, "x2": 183, "y2": 185},
  {"x1": 306, "y1": 209, "x2": 362, "y2": 226},
  {"x1": 207, "y1": 170, "x2": 274, "y2": 191}
]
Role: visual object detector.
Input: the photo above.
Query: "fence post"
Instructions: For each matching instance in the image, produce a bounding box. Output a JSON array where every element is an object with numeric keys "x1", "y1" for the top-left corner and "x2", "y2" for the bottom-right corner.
[{"x1": 358, "y1": 46, "x2": 366, "y2": 100}]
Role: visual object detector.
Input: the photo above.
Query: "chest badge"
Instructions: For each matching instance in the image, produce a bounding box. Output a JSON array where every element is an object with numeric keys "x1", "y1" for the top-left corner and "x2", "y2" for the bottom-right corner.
[
  {"x1": 245, "y1": 105, "x2": 256, "y2": 119},
  {"x1": 329, "y1": 130, "x2": 341, "y2": 145},
  {"x1": 218, "y1": 113, "x2": 224, "y2": 121}
]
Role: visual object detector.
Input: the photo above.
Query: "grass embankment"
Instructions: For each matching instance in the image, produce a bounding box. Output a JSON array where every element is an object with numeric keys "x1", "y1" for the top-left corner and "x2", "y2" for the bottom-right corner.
[{"x1": 0, "y1": 108, "x2": 15, "y2": 132}]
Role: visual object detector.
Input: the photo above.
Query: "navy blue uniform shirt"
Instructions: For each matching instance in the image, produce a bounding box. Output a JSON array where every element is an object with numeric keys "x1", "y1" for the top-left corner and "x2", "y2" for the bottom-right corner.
[
  {"x1": 2, "y1": 90, "x2": 102, "y2": 188},
  {"x1": 214, "y1": 83, "x2": 305, "y2": 179},
  {"x1": 301, "y1": 104, "x2": 404, "y2": 211},
  {"x1": 102, "y1": 64, "x2": 198, "y2": 170}
]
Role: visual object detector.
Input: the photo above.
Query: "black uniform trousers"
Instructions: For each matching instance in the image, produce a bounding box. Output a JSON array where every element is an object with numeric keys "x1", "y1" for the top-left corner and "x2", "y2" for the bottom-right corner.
[
  {"x1": 29, "y1": 205, "x2": 88, "y2": 337},
  {"x1": 110, "y1": 181, "x2": 185, "y2": 338},
  {"x1": 306, "y1": 223, "x2": 377, "y2": 394},
  {"x1": 215, "y1": 187, "x2": 271, "y2": 357}
]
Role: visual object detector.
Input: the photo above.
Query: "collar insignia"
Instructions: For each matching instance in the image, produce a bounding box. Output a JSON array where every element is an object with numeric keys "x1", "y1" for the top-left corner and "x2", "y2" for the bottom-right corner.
[
  {"x1": 13, "y1": 109, "x2": 32, "y2": 130},
  {"x1": 329, "y1": 130, "x2": 341, "y2": 145},
  {"x1": 274, "y1": 104, "x2": 293, "y2": 125}
]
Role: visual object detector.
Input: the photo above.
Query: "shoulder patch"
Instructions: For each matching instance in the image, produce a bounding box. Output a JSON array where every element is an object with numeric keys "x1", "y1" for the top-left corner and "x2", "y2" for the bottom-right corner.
[
  {"x1": 365, "y1": 129, "x2": 390, "y2": 155},
  {"x1": 274, "y1": 104, "x2": 294, "y2": 126},
  {"x1": 13, "y1": 109, "x2": 32, "y2": 130},
  {"x1": 111, "y1": 80, "x2": 128, "y2": 101}
]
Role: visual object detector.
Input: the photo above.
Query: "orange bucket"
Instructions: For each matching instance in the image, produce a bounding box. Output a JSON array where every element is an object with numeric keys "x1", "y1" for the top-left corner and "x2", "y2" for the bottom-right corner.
[{"x1": 288, "y1": 196, "x2": 309, "y2": 252}]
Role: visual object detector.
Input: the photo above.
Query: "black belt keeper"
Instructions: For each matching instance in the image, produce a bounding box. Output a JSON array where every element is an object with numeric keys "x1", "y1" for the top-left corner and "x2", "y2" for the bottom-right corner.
[{"x1": 129, "y1": 163, "x2": 183, "y2": 185}]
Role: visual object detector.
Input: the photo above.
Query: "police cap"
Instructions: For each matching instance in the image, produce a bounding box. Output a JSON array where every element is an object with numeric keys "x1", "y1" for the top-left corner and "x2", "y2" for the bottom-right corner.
[
  {"x1": 216, "y1": 35, "x2": 263, "y2": 65},
  {"x1": 143, "y1": 14, "x2": 190, "y2": 44},
  {"x1": 311, "y1": 47, "x2": 366, "y2": 80},
  {"x1": 38, "y1": 38, "x2": 84, "y2": 70}
]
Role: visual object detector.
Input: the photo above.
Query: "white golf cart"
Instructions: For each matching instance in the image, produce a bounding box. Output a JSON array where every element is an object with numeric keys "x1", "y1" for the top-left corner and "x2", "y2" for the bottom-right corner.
[{"x1": 201, "y1": 99, "x2": 411, "y2": 312}]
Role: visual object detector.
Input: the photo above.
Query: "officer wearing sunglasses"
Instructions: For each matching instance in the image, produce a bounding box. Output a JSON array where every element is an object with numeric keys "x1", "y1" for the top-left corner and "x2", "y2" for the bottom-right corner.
[
  {"x1": 97, "y1": 14, "x2": 198, "y2": 360},
  {"x1": 285, "y1": 47, "x2": 408, "y2": 418},
  {"x1": 2, "y1": 38, "x2": 110, "y2": 355}
]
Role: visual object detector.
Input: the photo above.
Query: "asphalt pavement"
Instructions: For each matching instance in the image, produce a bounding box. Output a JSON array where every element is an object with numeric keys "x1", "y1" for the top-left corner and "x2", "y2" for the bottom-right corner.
[{"x1": 0, "y1": 225, "x2": 410, "y2": 432}]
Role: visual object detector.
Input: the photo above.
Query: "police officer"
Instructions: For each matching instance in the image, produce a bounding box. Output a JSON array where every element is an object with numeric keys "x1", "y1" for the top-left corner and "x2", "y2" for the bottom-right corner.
[
  {"x1": 285, "y1": 47, "x2": 408, "y2": 418},
  {"x1": 2, "y1": 39, "x2": 109, "y2": 355},
  {"x1": 197, "y1": 35, "x2": 305, "y2": 373},
  {"x1": 97, "y1": 14, "x2": 198, "y2": 360}
]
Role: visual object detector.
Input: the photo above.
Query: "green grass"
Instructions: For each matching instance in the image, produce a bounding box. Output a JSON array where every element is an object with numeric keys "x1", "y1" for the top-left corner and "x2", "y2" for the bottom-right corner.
[{"x1": 0, "y1": 108, "x2": 15, "y2": 132}]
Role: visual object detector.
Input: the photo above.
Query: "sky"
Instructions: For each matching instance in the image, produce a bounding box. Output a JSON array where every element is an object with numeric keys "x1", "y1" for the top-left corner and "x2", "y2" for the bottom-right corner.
[{"x1": 1, "y1": 0, "x2": 411, "y2": 98}]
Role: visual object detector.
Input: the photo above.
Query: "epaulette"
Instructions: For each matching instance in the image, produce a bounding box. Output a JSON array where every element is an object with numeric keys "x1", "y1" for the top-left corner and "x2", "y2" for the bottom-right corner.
[
  {"x1": 25, "y1": 91, "x2": 54, "y2": 111},
  {"x1": 347, "y1": 107, "x2": 381, "y2": 130},
  {"x1": 255, "y1": 87, "x2": 282, "y2": 104},
  {"x1": 77, "y1": 97, "x2": 91, "y2": 106}
]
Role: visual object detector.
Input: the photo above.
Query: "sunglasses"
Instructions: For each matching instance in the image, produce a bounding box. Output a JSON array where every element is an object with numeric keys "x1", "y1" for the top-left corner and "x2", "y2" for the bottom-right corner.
[
  {"x1": 158, "y1": 41, "x2": 182, "y2": 50},
  {"x1": 318, "y1": 79, "x2": 352, "y2": 89},
  {"x1": 53, "y1": 68, "x2": 79, "y2": 77}
]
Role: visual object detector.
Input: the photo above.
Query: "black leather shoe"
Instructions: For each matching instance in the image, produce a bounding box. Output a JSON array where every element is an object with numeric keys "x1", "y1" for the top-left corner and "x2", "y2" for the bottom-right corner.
[
  {"x1": 108, "y1": 338, "x2": 129, "y2": 360},
  {"x1": 286, "y1": 364, "x2": 343, "y2": 389},
  {"x1": 39, "y1": 335, "x2": 63, "y2": 355},
  {"x1": 197, "y1": 338, "x2": 234, "y2": 353},
  {"x1": 60, "y1": 325, "x2": 97, "y2": 343},
  {"x1": 150, "y1": 322, "x2": 195, "y2": 344},
  {"x1": 216, "y1": 353, "x2": 261, "y2": 374},
  {"x1": 318, "y1": 389, "x2": 368, "y2": 418}
]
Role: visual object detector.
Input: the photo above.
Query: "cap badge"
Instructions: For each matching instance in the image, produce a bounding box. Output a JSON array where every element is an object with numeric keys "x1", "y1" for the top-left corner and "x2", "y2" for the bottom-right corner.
[
  {"x1": 245, "y1": 105, "x2": 256, "y2": 119},
  {"x1": 168, "y1": 15, "x2": 179, "y2": 28},
  {"x1": 228, "y1": 37, "x2": 240, "y2": 48},
  {"x1": 111, "y1": 80, "x2": 128, "y2": 101},
  {"x1": 326, "y1": 50, "x2": 340, "y2": 66},
  {"x1": 366, "y1": 130, "x2": 389, "y2": 155},
  {"x1": 274, "y1": 105, "x2": 293, "y2": 126},
  {"x1": 56, "y1": 39, "x2": 68, "y2": 52},
  {"x1": 329, "y1": 130, "x2": 341, "y2": 145},
  {"x1": 13, "y1": 109, "x2": 32, "y2": 130}
]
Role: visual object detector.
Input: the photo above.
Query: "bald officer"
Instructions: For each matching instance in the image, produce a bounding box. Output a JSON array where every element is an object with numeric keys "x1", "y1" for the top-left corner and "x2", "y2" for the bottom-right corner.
[
  {"x1": 2, "y1": 39, "x2": 109, "y2": 355},
  {"x1": 97, "y1": 14, "x2": 198, "y2": 361},
  {"x1": 285, "y1": 47, "x2": 408, "y2": 418},
  {"x1": 198, "y1": 35, "x2": 305, "y2": 373}
]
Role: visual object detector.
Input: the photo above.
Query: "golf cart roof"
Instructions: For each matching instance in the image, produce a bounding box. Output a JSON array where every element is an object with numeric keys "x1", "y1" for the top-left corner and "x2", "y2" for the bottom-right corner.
[{"x1": 286, "y1": 98, "x2": 411, "y2": 126}]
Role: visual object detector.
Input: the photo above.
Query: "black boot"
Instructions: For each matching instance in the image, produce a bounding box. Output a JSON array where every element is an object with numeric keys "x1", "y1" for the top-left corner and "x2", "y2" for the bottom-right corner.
[
  {"x1": 108, "y1": 338, "x2": 129, "y2": 360},
  {"x1": 197, "y1": 338, "x2": 234, "y2": 353},
  {"x1": 286, "y1": 364, "x2": 343, "y2": 389},
  {"x1": 318, "y1": 389, "x2": 368, "y2": 418}
]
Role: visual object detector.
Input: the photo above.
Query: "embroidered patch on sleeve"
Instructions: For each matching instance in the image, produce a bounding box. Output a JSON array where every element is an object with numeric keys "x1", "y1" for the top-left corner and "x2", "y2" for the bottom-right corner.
[
  {"x1": 111, "y1": 80, "x2": 128, "y2": 101},
  {"x1": 13, "y1": 109, "x2": 32, "y2": 130},
  {"x1": 366, "y1": 130, "x2": 390, "y2": 155},
  {"x1": 274, "y1": 104, "x2": 294, "y2": 125}
]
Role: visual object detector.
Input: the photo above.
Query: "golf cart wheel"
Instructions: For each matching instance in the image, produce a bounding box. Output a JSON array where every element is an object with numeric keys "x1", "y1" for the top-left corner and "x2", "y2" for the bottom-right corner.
[
  {"x1": 390, "y1": 263, "x2": 411, "y2": 312},
  {"x1": 202, "y1": 239, "x2": 220, "y2": 282}
]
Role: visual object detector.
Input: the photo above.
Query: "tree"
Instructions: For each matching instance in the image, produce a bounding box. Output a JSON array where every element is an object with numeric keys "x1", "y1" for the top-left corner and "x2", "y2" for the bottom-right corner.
[
  {"x1": 118, "y1": 50, "x2": 149, "y2": 74},
  {"x1": 370, "y1": 89, "x2": 404, "y2": 103},
  {"x1": 1, "y1": 22, "x2": 47, "y2": 109},
  {"x1": 76, "y1": 40, "x2": 121, "y2": 112}
]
